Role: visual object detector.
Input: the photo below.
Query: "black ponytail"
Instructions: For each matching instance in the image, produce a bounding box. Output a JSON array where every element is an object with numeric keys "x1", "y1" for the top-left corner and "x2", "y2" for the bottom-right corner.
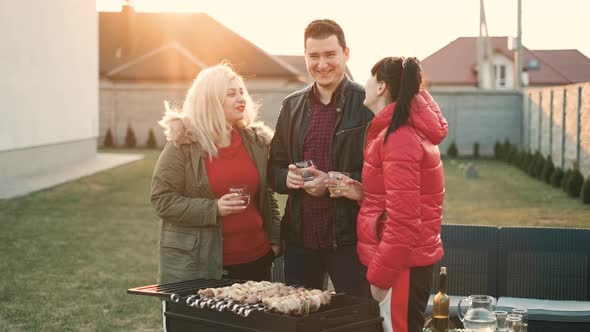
[{"x1": 384, "y1": 57, "x2": 422, "y2": 141}]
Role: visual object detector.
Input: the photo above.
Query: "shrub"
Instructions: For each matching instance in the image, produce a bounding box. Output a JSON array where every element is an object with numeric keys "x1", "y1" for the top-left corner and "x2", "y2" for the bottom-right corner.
[
  {"x1": 447, "y1": 142, "x2": 458, "y2": 158},
  {"x1": 493, "y1": 141, "x2": 502, "y2": 160},
  {"x1": 527, "y1": 152, "x2": 541, "y2": 177},
  {"x1": 561, "y1": 168, "x2": 573, "y2": 191},
  {"x1": 146, "y1": 128, "x2": 157, "y2": 148},
  {"x1": 473, "y1": 142, "x2": 480, "y2": 158},
  {"x1": 103, "y1": 128, "x2": 114, "y2": 148},
  {"x1": 550, "y1": 167, "x2": 564, "y2": 188},
  {"x1": 566, "y1": 168, "x2": 584, "y2": 198},
  {"x1": 541, "y1": 156, "x2": 555, "y2": 184},
  {"x1": 520, "y1": 152, "x2": 531, "y2": 172},
  {"x1": 502, "y1": 141, "x2": 511, "y2": 162},
  {"x1": 581, "y1": 177, "x2": 590, "y2": 204},
  {"x1": 515, "y1": 150, "x2": 524, "y2": 168},
  {"x1": 124, "y1": 124, "x2": 137, "y2": 148},
  {"x1": 533, "y1": 152, "x2": 545, "y2": 179},
  {"x1": 508, "y1": 146, "x2": 519, "y2": 165}
]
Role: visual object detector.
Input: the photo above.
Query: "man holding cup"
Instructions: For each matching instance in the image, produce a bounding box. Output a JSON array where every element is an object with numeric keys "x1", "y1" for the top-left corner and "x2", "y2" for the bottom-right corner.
[{"x1": 268, "y1": 19, "x2": 373, "y2": 297}]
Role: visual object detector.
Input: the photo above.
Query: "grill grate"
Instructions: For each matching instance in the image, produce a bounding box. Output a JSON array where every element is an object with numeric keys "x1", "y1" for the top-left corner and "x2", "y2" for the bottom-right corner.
[
  {"x1": 127, "y1": 279, "x2": 383, "y2": 331},
  {"x1": 127, "y1": 278, "x2": 244, "y2": 300}
]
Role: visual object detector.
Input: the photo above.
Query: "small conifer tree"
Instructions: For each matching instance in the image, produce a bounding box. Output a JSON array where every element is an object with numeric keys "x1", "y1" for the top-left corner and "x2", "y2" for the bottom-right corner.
[
  {"x1": 125, "y1": 124, "x2": 137, "y2": 148},
  {"x1": 447, "y1": 142, "x2": 459, "y2": 158},
  {"x1": 103, "y1": 128, "x2": 114, "y2": 148},
  {"x1": 146, "y1": 128, "x2": 157, "y2": 148}
]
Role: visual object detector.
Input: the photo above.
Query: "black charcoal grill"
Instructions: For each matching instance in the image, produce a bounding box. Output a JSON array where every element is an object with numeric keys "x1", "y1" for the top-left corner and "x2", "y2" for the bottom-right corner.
[{"x1": 128, "y1": 278, "x2": 383, "y2": 332}]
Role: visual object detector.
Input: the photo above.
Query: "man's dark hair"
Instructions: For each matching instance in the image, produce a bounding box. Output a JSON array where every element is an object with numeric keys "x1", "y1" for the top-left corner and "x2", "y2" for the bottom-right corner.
[{"x1": 304, "y1": 19, "x2": 347, "y2": 50}]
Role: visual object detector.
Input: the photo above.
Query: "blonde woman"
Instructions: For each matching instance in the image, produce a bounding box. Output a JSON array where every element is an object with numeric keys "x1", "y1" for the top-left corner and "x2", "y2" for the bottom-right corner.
[{"x1": 151, "y1": 64, "x2": 281, "y2": 283}]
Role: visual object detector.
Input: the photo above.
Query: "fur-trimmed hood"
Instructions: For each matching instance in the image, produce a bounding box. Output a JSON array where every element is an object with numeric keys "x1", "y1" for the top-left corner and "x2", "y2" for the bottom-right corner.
[{"x1": 158, "y1": 103, "x2": 274, "y2": 147}]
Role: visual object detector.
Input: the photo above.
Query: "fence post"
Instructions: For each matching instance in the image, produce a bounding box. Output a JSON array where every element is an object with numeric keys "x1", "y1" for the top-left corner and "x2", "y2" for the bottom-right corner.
[
  {"x1": 561, "y1": 89, "x2": 567, "y2": 169},
  {"x1": 527, "y1": 93, "x2": 533, "y2": 151},
  {"x1": 549, "y1": 90, "x2": 554, "y2": 157},
  {"x1": 577, "y1": 86, "x2": 583, "y2": 164},
  {"x1": 538, "y1": 91, "x2": 542, "y2": 152}
]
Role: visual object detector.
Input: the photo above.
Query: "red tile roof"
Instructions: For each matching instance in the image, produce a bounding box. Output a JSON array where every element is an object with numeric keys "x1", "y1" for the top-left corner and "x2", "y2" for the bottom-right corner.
[
  {"x1": 421, "y1": 36, "x2": 590, "y2": 87},
  {"x1": 528, "y1": 49, "x2": 590, "y2": 85},
  {"x1": 99, "y1": 11, "x2": 304, "y2": 82}
]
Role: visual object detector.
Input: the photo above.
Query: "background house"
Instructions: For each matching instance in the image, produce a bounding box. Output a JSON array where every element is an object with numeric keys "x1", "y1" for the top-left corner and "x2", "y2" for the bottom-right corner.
[
  {"x1": 422, "y1": 36, "x2": 590, "y2": 91},
  {"x1": 99, "y1": 10, "x2": 319, "y2": 148}
]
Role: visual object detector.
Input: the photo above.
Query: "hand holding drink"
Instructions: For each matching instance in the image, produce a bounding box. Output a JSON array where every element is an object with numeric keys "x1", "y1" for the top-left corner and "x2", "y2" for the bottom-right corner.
[
  {"x1": 217, "y1": 185, "x2": 249, "y2": 216},
  {"x1": 286, "y1": 160, "x2": 315, "y2": 189},
  {"x1": 324, "y1": 172, "x2": 365, "y2": 201},
  {"x1": 326, "y1": 171, "x2": 351, "y2": 197},
  {"x1": 228, "y1": 185, "x2": 250, "y2": 207},
  {"x1": 295, "y1": 160, "x2": 315, "y2": 182}
]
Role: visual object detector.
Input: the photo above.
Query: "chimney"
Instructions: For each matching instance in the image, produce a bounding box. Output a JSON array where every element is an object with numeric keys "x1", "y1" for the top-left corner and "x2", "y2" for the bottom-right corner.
[{"x1": 116, "y1": 0, "x2": 136, "y2": 58}]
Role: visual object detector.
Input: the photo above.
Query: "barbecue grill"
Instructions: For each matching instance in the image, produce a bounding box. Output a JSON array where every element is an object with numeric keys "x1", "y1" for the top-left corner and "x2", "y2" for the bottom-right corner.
[{"x1": 128, "y1": 278, "x2": 383, "y2": 331}]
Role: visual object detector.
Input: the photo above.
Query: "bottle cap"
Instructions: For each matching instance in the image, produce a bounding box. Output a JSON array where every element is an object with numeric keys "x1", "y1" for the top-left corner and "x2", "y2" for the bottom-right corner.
[{"x1": 441, "y1": 266, "x2": 447, "y2": 274}]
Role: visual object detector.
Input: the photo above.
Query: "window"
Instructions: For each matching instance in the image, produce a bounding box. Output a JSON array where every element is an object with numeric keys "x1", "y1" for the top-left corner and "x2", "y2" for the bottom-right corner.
[{"x1": 498, "y1": 65, "x2": 506, "y2": 87}]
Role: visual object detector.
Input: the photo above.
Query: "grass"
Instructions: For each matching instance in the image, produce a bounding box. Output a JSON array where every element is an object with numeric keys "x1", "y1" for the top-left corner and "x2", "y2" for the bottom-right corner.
[
  {"x1": 0, "y1": 149, "x2": 162, "y2": 332},
  {"x1": 443, "y1": 158, "x2": 590, "y2": 228},
  {"x1": 0, "y1": 152, "x2": 588, "y2": 331}
]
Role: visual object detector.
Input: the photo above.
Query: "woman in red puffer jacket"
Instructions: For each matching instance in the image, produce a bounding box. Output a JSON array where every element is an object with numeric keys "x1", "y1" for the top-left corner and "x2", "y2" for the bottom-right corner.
[{"x1": 334, "y1": 57, "x2": 447, "y2": 332}]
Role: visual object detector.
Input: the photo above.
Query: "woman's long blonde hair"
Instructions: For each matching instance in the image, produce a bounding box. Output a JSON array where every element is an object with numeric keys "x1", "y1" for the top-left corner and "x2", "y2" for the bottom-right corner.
[{"x1": 160, "y1": 63, "x2": 258, "y2": 158}]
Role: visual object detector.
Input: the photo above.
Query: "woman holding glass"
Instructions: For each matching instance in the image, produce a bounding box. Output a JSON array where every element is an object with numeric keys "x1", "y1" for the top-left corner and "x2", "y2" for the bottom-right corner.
[
  {"x1": 151, "y1": 64, "x2": 281, "y2": 284},
  {"x1": 338, "y1": 57, "x2": 448, "y2": 332}
]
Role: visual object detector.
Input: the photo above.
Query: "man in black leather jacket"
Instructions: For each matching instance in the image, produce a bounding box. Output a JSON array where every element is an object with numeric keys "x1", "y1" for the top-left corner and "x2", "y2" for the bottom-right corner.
[{"x1": 269, "y1": 19, "x2": 374, "y2": 297}]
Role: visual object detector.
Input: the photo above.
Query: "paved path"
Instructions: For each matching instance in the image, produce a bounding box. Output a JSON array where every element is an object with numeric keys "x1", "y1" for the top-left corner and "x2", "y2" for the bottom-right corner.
[{"x1": 0, "y1": 153, "x2": 144, "y2": 199}]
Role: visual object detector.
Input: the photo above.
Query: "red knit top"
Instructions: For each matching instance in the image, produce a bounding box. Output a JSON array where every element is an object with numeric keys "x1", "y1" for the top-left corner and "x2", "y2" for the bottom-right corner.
[{"x1": 205, "y1": 129, "x2": 271, "y2": 266}]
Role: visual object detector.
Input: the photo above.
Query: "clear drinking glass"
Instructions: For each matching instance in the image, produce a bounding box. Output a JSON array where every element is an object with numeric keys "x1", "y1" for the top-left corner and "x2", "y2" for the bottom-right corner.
[
  {"x1": 228, "y1": 185, "x2": 250, "y2": 207},
  {"x1": 294, "y1": 160, "x2": 315, "y2": 182},
  {"x1": 327, "y1": 171, "x2": 351, "y2": 197},
  {"x1": 511, "y1": 308, "x2": 528, "y2": 332},
  {"x1": 493, "y1": 310, "x2": 508, "y2": 332},
  {"x1": 506, "y1": 314, "x2": 522, "y2": 332}
]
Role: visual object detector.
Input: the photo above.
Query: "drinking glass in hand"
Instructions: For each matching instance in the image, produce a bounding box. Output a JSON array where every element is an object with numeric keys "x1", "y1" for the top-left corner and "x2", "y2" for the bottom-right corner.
[
  {"x1": 295, "y1": 160, "x2": 315, "y2": 182},
  {"x1": 228, "y1": 185, "x2": 250, "y2": 207},
  {"x1": 327, "y1": 171, "x2": 351, "y2": 197}
]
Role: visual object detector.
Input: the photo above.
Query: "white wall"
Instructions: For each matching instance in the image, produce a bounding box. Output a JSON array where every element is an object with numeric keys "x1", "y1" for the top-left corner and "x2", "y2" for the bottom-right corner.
[
  {"x1": 0, "y1": 0, "x2": 98, "y2": 152},
  {"x1": 492, "y1": 54, "x2": 514, "y2": 90}
]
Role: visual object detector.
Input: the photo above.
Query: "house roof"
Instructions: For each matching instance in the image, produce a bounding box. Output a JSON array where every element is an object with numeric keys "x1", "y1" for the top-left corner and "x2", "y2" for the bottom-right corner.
[
  {"x1": 421, "y1": 36, "x2": 590, "y2": 86},
  {"x1": 276, "y1": 55, "x2": 354, "y2": 82},
  {"x1": 529, "y1": 49, "x2": 590, "y2": 85},
  {"x1": 99, "y1": 11, "x2": 305, "y2": 82}
]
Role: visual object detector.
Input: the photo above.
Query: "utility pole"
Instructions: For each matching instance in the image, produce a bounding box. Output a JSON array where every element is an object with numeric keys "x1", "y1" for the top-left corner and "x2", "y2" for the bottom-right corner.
[
  {"x1": 478, "y1": 0, "x2": 495, "y2": 89},
  {"x1": 516, "y1": 0, "x2": 523, "y2": 90}
]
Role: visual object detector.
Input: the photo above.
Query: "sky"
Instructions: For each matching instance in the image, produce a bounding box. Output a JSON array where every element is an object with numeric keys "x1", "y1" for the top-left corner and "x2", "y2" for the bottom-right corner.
[{"x1": 96, "y1": 0, "x2": 590, "y2": 84}]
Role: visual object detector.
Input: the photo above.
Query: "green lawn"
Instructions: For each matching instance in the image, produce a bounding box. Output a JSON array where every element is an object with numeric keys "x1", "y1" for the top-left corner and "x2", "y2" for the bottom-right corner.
[
  {"x1": 443, "y1": 158, "x2": 590, "y2": 228},
  {"x1": 0, "y1": 151, "x2": 588, "y2": 331},
  {"x1": 0, "y1": 150, "x2": 162, "y2": 331}
]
